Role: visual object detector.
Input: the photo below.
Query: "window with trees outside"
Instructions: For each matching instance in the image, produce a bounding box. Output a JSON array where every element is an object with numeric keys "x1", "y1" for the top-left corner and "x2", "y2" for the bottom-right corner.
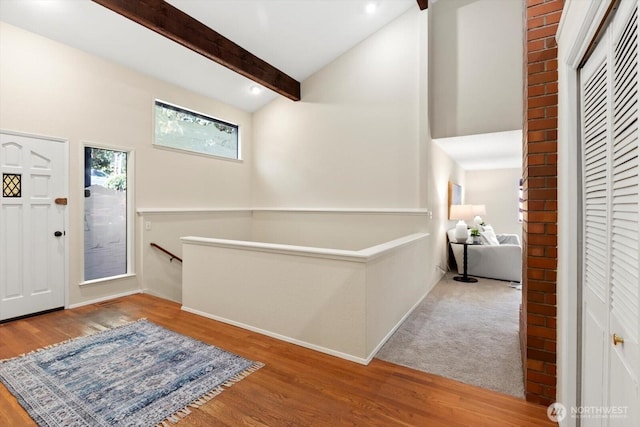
[
  {"x1": 154, "y1": 100, "x2": 239, "y2": 160},
  {"x1": 84, "y1": 146, "x2": 129, "y2": 282}
]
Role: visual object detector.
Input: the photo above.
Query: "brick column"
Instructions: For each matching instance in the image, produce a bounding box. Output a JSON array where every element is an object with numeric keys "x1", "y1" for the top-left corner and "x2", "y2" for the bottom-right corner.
[{"x1": 522, "y1": 0, "x2": 563, "y2": 406}]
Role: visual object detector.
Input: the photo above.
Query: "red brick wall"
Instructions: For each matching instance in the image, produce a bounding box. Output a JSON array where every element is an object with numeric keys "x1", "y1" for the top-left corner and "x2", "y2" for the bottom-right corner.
[{"x1": 522, "y1": 0, "x2": 563, "y2": 406}]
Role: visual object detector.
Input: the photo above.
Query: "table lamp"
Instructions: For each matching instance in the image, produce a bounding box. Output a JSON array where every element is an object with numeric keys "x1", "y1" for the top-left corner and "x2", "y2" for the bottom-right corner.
[
  {"x1": 472, "y1": 205, "x2": 487, "y2": 228},
  {"x1": 450, "y1": 204, "x2": 475, "y2": 243}
]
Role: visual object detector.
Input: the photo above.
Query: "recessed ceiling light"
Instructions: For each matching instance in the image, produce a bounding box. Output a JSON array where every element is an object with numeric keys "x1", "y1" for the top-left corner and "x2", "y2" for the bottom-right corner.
[
  {"x1": 249, "y1": 85, "x2": 262, "y2": 95},
  {"x1": 365, "y1": 2, "x2": 378, "y2": 14}
]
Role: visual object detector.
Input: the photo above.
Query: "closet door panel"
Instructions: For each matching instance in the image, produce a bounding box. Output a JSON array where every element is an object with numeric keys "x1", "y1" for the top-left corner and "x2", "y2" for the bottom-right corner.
[
  {"x1": 580, "y1": 30, "x2": 612, "y2": 419},
  {"x1": 609, "y1": 3, "x2": 639, "y2": 424}
]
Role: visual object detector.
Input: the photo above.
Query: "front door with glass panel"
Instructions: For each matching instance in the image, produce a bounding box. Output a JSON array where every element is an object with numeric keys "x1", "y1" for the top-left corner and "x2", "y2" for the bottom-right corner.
[{"x1": 0, "y1": 132, "x2": 67, "y2": 321}]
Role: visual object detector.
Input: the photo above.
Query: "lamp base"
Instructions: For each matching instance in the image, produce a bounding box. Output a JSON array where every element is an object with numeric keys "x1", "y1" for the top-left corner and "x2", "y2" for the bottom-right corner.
[{"x1": 454, "y1": 220, "x2": 469, "y2": 243}]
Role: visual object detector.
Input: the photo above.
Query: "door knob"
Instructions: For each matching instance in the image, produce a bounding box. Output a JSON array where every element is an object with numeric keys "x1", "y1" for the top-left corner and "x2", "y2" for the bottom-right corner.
[
  {"x1": 613, "y1": 333, "x2": 624, "y2": 346},
  {"x1": 54, "y1": 231, "x2": 63, "y2": 237}
]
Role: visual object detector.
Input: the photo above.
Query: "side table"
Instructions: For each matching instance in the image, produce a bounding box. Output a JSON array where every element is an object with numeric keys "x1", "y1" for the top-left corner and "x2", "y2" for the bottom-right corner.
[{"x1": 452, "y1": 242, "x2": 479, "y2": 283}]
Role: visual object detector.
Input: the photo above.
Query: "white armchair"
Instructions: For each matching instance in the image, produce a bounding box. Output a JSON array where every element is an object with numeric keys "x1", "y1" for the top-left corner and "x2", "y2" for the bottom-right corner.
[{"x1": 447, "y1": 228, "x2": 522, "y2": 282}]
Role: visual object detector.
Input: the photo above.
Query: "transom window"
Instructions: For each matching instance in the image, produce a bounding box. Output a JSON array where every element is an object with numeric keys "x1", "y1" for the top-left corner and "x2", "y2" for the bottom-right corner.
[{"x1": 154, "y1": 100, "x2": 240, "y2": 160}]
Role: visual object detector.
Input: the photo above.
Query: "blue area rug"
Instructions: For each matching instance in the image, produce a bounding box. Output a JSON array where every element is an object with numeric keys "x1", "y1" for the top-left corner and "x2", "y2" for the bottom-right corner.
[{"x1": 0, "y1": 319, "x2": 263, "y2": 426}]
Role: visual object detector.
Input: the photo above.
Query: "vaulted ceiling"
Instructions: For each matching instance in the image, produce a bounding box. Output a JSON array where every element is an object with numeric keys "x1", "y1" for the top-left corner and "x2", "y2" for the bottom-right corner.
[
  {"x1": 1, "y1": 0, "x2": 523, "y2": 171},
  {"x1": 0, "y1": 0, "x2": 420, "y2": 112}
]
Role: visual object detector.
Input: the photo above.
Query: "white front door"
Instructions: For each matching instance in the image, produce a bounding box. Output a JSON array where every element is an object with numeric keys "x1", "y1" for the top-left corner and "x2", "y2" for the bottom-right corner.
[
  {"x1": 579, "y1": 1, "x2": 639, "y2": 425},
  {"x1": 0, "y1": 132, "x2": 67, "y2": 321}
]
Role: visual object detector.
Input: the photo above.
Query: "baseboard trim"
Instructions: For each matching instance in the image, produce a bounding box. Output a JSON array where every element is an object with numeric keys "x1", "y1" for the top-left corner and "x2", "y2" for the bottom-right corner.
[
  {"x1": 141, "y1": 288, "x2": 181, "y2": 304},
  {"x1": 181, "y1": 306, "x2": 370, "y2": 365},
  {"x1": 365, "y1": 287, "x2": 432, "y2": 363},
  {"x1": 67, "y1": 289, "x2": 142, "y2": 309},
  {"x1": 0, "y1": 306, "x2": 64, "y2": 324}
]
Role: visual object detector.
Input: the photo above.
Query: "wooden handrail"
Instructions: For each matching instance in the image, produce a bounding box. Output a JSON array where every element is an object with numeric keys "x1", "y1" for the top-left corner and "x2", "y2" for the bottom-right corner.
[{"x1": 150, "y1": 243, "x2": 182, "y2": 263}]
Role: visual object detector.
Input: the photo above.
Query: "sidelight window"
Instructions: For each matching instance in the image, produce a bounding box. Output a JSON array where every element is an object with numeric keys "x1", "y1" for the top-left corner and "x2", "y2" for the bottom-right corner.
[{"x1": 83, "y1": 146, "x2": 130, "y2": 282}]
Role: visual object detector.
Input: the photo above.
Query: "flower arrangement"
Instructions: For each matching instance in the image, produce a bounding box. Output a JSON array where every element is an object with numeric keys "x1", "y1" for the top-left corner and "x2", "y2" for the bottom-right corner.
[{"x1": 470, "y1": 227, "x2": 481, "y2": 243}]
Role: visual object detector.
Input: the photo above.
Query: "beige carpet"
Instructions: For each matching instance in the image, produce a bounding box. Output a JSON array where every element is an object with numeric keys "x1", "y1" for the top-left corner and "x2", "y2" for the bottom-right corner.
[{"x1": 376, "y1": 273, "x2": 525, "y2": 398}]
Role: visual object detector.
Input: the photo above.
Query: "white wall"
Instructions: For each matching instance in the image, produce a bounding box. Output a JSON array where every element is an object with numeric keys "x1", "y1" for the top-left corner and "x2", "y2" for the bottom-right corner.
[
  {"x1": 0, "y1": 22, "x2": 253, "y2": 306},
  {"x1": 251, "y1": 210, "x2": 428, "y2": 250},
  {"x1": 429, "y1": 0, "x2": 523, "y2": 138},
  {"x1": 429, "y1": 143, "x2": 466, "y2": 272},
  {"x1": 138, "y1": 210, "x2": 253, "y2": 302},
  {"x1": 251, "y1": 8, "x2": 460, "y2": 288},
  {"x1": 183, "y1": 242, "x2": 369, "y2": 360},
  {"x1": 138, "y1": 208, "x2": 430, "y2": 303},
  {"x1": 252, "y1": 9, "x2": 423, "y2": 209},
  {"x1": 1, "y1": 6, "x2": 466, "y2": 307},
  {"x1": 181, "y1": 233, "x2": 430, "y2": 362},
  {"x1": 465, "y1": 168, "x2": 522, "y2": 239}
]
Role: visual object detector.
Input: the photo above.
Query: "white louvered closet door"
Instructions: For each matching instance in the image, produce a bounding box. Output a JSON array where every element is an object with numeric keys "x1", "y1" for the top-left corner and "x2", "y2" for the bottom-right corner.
[
  {"x1": 609, "y1": 1, "x2": 639, "y2": 424},
  {"x1": 580, "y1": 1, "x2": 639, "y2": 425},
  {"x1": 580, "y1": 28, "x2": 611, "y2": 425}
]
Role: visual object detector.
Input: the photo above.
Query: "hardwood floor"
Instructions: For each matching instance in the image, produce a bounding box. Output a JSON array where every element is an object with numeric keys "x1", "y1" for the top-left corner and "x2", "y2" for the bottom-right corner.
[{"x1": 0, "y1": 294, "x2": 556, "y2": 426}]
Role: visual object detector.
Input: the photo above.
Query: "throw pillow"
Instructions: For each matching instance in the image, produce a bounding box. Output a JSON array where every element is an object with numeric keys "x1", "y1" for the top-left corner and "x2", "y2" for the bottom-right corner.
[
  {"x1": 480, "y1": 229, "x2": 500, "y2": 246},
  {"x1": 483, "y1": 224, "x2": 495, "y2": 233}
]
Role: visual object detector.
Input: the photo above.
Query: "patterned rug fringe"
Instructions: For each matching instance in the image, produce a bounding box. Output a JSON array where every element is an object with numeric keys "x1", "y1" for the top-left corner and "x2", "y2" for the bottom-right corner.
[
  {"x1": 156, "y1": 361, "x2": 265, "y2": 425},
  {"x1": 158, "y1": 407, "x2": 192, "y2": 427},
  {"x1": 187, "y1": 386, "x2": 225, "y2": 409},
  {"x1": 0, "y1": 318, "x2": 148, "y2": 364},
  {"x1": 223, "y1": 361, "x2": 265, "y2": 387}
]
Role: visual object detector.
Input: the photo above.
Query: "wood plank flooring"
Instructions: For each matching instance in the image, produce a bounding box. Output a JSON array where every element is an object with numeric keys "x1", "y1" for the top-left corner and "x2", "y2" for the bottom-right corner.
[{"x1": 0, "y1": 294, "x2": 556, "y2": 426}]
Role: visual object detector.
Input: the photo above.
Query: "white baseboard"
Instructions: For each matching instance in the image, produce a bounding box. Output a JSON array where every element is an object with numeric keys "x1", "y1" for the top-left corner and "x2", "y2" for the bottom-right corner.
[
  {"x1": 141, "y1": 288, "x2": 181, "y2": 304},
  {"x1": 181, "y1": 306, "x2": 369, "y2": 365},
  {"x1": 66, "y1": 289, "x2": 142, "y2": 309},
  {"x1": 64, "y1": 285, "x2": 433, "y2": 366},
  {"x1": 364, "y1": 288, "x2": 432, "y2": 363},
  {"x1": 183, "y1": 283, "x2": 434, "y2": 367}
]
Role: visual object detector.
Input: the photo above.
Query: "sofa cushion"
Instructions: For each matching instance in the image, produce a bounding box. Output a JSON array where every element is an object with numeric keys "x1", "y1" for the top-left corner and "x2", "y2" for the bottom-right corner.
[
  {"x1": 480, "y1": 229, "x2": 500, "y2": 246},
  {"x1": 483, "y1": 224, "x2": 495, "y2": 233}
]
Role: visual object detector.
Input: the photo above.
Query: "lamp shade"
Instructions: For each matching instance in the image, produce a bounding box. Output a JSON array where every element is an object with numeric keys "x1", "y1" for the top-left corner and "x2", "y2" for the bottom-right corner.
[
  {"x1": 449, "y1": 204, "x2": 475, "y2": 221},
  {"x1": 472, "y1": 205, "x2": 487, "y2": 216}
]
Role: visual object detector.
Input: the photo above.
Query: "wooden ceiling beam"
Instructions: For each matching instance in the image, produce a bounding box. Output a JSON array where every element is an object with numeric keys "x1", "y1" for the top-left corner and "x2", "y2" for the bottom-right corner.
[
  {"x1": 417, "y1": 0, "x2": 429, "y2": 10},
  {"x1": 91, "y1": 0, "x2": 301, "y2": 101}
]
